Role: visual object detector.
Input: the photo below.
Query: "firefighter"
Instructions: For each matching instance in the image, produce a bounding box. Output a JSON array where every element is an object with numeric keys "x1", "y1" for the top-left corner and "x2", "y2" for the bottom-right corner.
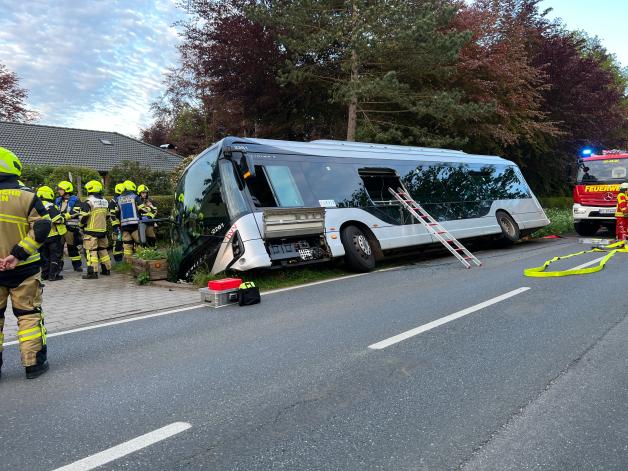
[
  {"x1": 0, "y1": 147, "x2": 51, "y2": 379},
  {"x1": 116, "y1": 180, "x2": 142, "y2": 262},
  {"x1": 37, "y1": 185, "x2": 66, "y2": 281},
  {"x1": 55, "y1": 181, "x2": 83, "y2": 272},
  {"x1": 137, "y1": 184, "x2": 158, "y2": 247},
  {"x1": 109, "y1": 183, "x2": 125, "y2": 262},
  {"x1": 80, "y1": 180, "x2": 111, "y2": 279},
  {"x1": 615, "y1": 182, "x2": 628, "y2": 241}
]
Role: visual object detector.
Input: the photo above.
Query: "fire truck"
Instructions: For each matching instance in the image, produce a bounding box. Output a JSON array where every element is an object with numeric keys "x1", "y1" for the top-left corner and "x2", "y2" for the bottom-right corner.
[{"x1": 573, "y1": 150, "x2": 628, "y2": 235}]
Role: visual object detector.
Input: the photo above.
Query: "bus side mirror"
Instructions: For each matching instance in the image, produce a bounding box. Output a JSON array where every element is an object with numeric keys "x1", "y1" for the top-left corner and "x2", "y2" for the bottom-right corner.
[
  {"x1": 240, "y1": 154, "x2": 256, "y2": 180},
  {"x1": 226, "y1": 151, "x2": 256, "y2": 180}
]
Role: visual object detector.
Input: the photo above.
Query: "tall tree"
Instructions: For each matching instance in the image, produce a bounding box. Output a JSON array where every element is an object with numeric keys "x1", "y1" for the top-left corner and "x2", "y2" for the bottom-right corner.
[
  {"x1": 0, "y1": 63, "x2": 37, "y2": 122},
  {"x1": 254, "y1": 0, "x2": 483, "y2": 147}
]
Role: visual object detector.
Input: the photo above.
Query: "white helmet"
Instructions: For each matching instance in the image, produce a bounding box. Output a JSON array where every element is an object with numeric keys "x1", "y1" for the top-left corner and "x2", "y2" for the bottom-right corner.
[{"x1": 620, "y1": 183, "x2": 628, "y2": 192}]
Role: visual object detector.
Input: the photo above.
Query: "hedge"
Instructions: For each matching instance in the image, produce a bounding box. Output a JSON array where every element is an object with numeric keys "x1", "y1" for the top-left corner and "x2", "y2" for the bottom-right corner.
[{"x1": 538, "y1": 196, "x2": 572, "y2": 209}]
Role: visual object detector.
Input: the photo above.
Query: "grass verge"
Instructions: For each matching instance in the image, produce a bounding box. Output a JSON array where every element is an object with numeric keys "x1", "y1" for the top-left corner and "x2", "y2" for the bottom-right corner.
[
  {"x1": 112, "y1": 262, "x2": 132, "y2": 274},
  {"x1": 530, "y1": 207, "x2": 572, "y2": 238}
]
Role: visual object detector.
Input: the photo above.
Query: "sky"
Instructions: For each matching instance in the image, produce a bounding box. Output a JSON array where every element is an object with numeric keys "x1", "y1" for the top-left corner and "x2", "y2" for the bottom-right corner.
[{"x1": 0, "y1": 0, "x2": 625, "y2": 138}]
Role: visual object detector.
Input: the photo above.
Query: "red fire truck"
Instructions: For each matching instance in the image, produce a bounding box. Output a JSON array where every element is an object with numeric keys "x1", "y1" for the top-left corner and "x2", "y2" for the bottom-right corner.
[{"x1": 573, "y1": 150, "x2": 628, "y2": 235}]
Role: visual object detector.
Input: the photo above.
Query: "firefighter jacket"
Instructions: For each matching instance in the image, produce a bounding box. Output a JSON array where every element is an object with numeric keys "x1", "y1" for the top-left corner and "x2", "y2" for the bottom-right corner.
[
  {"x1": 55, "y1": 194, "x2": 81, "y2": 230},
  {"x1": 116, "y1": 190, "x2": 142, "y2": 229},
  {"x1": 42, "y1": 200, "x2": 67, "y2": 237},
  {"x1": 80, "y1": 194, "x2": 110, "y2": 237},
  {"x1": 616, "y1": 192, "x2": 628, "y2": 217},
  {"x1": 138, "y1": 196, "x2": 157, "y2": 222},
  {"x1": 109, "y1": 196, "x2": 120, "y2": 229},
  {"x1": 0, "y1": 175, "x2": 51, "y2": 283}
]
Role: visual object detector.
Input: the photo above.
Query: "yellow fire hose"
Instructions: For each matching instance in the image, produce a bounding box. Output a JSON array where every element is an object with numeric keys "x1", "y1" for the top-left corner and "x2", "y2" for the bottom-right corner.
[{"x1": 523, "y1": 241, "x2": 628, "y2": 277}]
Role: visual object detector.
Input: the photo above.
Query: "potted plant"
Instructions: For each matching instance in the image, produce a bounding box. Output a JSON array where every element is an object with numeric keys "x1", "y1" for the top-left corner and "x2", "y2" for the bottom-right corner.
[{"x1": 132, "y1": 247, "x2": 168, "y2": 281}]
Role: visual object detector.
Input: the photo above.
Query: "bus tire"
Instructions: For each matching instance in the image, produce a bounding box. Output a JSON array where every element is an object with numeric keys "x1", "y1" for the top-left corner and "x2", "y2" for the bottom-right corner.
[
  {"x1": 574, "y1": 221, "x2": 600, "y2": 236},
  {"x1": 341, "y1": 225, "x2": 376, "y2": 272},
  {"x1": 496, "y1": 211, "x2": 520, "y2": 243}
]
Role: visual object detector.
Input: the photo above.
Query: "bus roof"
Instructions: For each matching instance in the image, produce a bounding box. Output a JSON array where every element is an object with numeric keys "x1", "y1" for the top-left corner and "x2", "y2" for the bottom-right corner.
[{"x1": 223, "y1": 136, "x2": 512, "y2": 165}]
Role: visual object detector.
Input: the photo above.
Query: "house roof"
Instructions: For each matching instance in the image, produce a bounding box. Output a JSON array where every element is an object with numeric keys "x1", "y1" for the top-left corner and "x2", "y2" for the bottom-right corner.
[{"x1": 0, "y1": 121, "x2": 181, "y2": 173}]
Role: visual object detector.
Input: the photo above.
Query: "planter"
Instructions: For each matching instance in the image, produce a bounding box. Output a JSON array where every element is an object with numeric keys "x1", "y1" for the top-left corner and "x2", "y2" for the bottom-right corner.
[{"x1": 132, "y1": 257, "x2": 168, "y2": 281}]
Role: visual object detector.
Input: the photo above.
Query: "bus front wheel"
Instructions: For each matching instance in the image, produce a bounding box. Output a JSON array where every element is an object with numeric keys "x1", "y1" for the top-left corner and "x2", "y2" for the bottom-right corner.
[
  {"x1": 341, "y1": 225, "x2": 376, "y2": 272},
  {"x1": 496, "y1": 211, "x2": 520, "y2": 243}
]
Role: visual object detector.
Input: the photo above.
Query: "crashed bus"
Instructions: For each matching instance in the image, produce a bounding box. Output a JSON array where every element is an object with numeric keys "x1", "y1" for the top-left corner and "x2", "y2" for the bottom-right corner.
[{"x1": 172, "y1": 137, "x2": 549, "y2": 277}]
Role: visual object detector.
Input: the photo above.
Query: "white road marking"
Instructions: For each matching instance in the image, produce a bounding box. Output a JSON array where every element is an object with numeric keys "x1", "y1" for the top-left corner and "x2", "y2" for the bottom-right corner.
[
  {"x1": 52, "y1": 422, "x2": 191, "y2": 471},
  {"x1": 571, "y1": 255, "x2": 606, "y2": 270},
  {"x1": 368, "y1": 287, "x2": 531, "y2": 350},
  {"x1": 3, "y1": 305, "x2": 205, "y2": 347}
]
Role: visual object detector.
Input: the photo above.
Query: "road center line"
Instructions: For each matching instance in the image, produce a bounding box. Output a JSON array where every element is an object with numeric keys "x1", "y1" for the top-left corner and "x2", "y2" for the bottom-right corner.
[
  {"x1": 52, "y1": 422, "x2": 191, "y2": 471},
  {"x1": 571, "y1": 255, "x2": 606, "y2": 270},
  {"x1": 368, "y1": 287, "x2": 531, "y2": 350}
]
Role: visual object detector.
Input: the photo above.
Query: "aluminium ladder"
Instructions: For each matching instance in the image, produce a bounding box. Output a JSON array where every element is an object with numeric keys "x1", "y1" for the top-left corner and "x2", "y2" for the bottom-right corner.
[{"x1": 389, "y1": 187, "x2": 482, "y2": 269}]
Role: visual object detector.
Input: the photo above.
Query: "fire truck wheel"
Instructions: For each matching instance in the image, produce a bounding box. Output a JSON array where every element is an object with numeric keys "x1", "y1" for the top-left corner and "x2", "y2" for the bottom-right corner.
[
  {"x1": 496, "y1": 211, "x2": 520, "y2": 243},
  {"x1": 341, "y1": 225, "x2": 376, "y2": 272},
  {"x1": 574, "y1": 221, "x2": 600, "y2": 236}
]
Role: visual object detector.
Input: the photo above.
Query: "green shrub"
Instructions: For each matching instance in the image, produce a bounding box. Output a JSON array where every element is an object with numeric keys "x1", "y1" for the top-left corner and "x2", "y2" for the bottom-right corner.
[
  {"x1": 135, "y1": 247, "x2": 165, "y2": 261},
  {"x1": 107, "y1": 161, "x2": 173, "y2": 195},
  {"x1": 165, "y1": 244, "x2": 184, "y2": 282},
  {"x1": 136, "y1": 270, "x2": 151, "y2": 285},
  {"x1": 22, "y1": 164, "x2": 102, "y2": 193}
]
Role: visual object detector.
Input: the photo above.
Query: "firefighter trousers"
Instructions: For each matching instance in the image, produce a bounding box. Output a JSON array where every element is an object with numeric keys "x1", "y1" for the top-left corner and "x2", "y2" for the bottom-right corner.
[
  {"x1": 63, "y1": 230, "x2": 83, "y2": 269},
  {"x1": 122, "y1": 229, "x2": 140, "y2": 262},
  {"x1": 145, "y1": 224, "x2": 157, "y2": 247},
  {"x1": 83, "y1": 234, "x2": 111, "y2": 271},
  {"x1": 41, "y1": 235, "x2": 63, "y2": 280},
  {"x1": 0, "y1": 273, "x2": 47, "y2": 368},
  {"x1": 616, "y1": 217, "x2": 628, "y2": 241}
]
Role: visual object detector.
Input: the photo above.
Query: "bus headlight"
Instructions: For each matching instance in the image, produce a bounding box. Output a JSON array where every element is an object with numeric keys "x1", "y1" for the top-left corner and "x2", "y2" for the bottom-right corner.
[{"x1": 573, "y1": 205, "x2": 587, "y2": 215}]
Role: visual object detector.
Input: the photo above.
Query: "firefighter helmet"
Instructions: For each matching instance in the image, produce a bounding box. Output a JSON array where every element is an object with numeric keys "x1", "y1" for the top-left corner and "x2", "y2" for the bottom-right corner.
[
  {"x1": 620, "y1": 183, "x2": 628, "y2": 192},
  {"x1": 114, "y1": 183, "x2": 125, "y2": 195},
  {"x1": 85, "y1": 180, "x2": 103, "y2": 194},
  {"x1": 0, "y1": 146, "x2": 23, "y2": 176},
  {"x1": 57, "y1": 181, "x2": 74, "y2": 193},
  {"x1": 123, "y1": 180, "x2": 136, "y2": 192},
  {"x1": 137, "y1": 184, "x2": 149, "y2": 194},
  {"x1": 37, "y1": 186, "x2": 55, "y2": 201}
]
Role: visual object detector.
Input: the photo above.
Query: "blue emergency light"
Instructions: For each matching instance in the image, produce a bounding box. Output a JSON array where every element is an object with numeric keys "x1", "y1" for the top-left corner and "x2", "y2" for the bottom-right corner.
[{"x1": 581, "y1": 148, "x2": 593, "y2": 156}]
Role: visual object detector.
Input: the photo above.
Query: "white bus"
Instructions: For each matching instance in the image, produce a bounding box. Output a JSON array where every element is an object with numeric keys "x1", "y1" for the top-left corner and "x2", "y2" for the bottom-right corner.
[{"x1": 173, "y1": 137, "x2": 549, "y2": 277}]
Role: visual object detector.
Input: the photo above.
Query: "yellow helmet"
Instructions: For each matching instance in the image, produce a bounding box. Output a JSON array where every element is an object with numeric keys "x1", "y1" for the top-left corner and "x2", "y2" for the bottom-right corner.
[
  {"x1": 37, "y1": 185, "x2": 55, "y2": 201},
  {"x1": 137, "y1": 184, "x2": 149, "y2": 194},
  {"x1": 57, "y1": 181, "x2": 74, "y2": 193},
  {"x1": 114, "y1": 183, "x2": 125, "y2": 195},
  {"x1": 123, "y1": 180, "x2": 136, "y2": 192},
  {"x1": 85, "y1": 180, "x2": 103, "y2": 194},
  {"x1": 0, "y1": 146, "x2": 23, "y2": 176}
]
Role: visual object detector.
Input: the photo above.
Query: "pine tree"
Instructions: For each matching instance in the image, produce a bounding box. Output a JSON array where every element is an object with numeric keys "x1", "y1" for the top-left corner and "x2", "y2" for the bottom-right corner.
[{"x1": 253, "y1": 0, "x2": 483, "y2": 146}]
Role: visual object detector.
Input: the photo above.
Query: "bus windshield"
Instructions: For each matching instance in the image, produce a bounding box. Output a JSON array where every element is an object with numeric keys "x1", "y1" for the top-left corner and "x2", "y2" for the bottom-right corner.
[{"x1": 578, "y1": 159, "x2": 628, "y2": 184}]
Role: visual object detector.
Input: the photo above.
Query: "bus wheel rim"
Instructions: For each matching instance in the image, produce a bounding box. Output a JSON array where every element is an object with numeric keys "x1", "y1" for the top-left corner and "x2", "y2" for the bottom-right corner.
[
  {"x1": 500, "y1": 216, "x2": 515, "y2": 237},
  {"x1": 356, "y1": 234, "x2": 372, "y2": 256}
]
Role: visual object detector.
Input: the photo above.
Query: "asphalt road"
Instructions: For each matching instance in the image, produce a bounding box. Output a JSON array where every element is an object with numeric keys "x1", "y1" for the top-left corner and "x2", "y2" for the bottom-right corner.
[{"x1": 1, "y1": 237, "x2": 627, "y2": 470}]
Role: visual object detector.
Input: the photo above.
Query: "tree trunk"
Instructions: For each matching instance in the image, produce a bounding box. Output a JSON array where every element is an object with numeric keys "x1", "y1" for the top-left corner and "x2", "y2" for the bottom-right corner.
[{"x1": 346, "y1": 1, "x2": 359, "y2": 142}]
